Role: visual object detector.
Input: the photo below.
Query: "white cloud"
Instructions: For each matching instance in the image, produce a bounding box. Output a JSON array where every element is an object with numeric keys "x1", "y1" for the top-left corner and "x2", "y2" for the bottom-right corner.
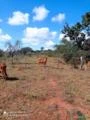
[
  {"x1": 59, "y1": 33, "x2": 70, "y2": 41},
  {"x1": 80, "y1": 30, "x2": 90, "y2": 39},
  {"x1": 59, "y1": 33, "x2": 65, "y2": 40},
  {"x1": 65, "y1": 36, "x2": 70, "y2": 41},
  {"x1": 8, "y1": 11, "x2": 29, "y2": 25},
  {"x1": 0, "y1": 28, "x2": 12, "y2": 42},
  {"x1": 22, "y1": 27, "x2": 57, "y2": 49},
  {"x1": 52, "y1": 13, "x2": 65, "y2": 23},
  {"x1": 33, "y1": 5, "x2": 49, "y2": 21},
  {"x1": 44, "y1": 40, "x2": 55, "y2": 50}
]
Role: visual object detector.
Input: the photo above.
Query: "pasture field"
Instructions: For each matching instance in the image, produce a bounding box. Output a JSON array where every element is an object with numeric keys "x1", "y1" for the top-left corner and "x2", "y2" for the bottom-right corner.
[{"x1": 0, "y1": 56, "x2": 90, "y2": 120}]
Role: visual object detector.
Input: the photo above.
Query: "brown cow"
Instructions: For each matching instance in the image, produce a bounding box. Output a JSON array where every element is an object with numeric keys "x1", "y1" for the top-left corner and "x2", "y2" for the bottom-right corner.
[
  {"x1": 0, "y1": 63, "x2": 8, "y2": 79},
  {"x1": 38, "y1": 57, "x2": 47, "y2": 66}
]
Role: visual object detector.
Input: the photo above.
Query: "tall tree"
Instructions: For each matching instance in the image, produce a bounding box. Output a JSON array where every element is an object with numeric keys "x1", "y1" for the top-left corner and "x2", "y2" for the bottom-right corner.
[
  {"x1": 82, "y1": 12, "x2": 90, "y2": 36},
  {"x1": 40, "y1": 47, "x2": 44, "y2": 53},
  {"x1": 5, "y1": 40, "x2": 21, "y2": 64},
  {"x1": 62, "y1": 12, "x2": 90, "y2": 50},
  {"x1": 20, "y1": 47, "x2": 33, "y2": 55},
  {"x1": 15, "y1": 40, "x2": 21, "y2": 51}
]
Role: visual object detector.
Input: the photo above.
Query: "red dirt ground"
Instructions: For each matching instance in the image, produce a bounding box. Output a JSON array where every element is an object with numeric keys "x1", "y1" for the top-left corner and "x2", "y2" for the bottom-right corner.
[{"x1": 0, "y1": 57, "x2": 90, "y2": 120}]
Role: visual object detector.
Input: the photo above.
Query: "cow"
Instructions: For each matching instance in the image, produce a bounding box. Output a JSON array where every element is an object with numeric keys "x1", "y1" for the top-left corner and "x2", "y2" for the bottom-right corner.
[
  {"x1": 79, "y1": 55, "x2": 90, "y2": 70},
  {"x1": 38, "y1": 57, "x2": 47, "y2": 66},
  {"x1": 0, "y1": 63, "x2": 8, "y2": 79}
]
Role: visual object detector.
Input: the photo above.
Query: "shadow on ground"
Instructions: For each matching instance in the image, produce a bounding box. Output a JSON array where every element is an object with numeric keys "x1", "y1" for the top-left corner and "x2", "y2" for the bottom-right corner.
[{"x1": 6, "y1": 77, "x2": 19, "y2": 81}]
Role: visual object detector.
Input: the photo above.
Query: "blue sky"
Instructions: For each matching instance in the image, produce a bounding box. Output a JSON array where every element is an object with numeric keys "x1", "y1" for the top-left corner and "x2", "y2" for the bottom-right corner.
[{"x1": 0, "y1": 0, "x2": 90, "y2": 50}]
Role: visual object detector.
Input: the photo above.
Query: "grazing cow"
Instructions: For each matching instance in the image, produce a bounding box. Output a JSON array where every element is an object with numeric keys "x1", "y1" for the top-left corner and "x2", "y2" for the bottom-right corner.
[
  {"x1": 38, "y1": 57, "x2": 47, "y2": 66},
  {"x1": 80, "y1": 55, "x2": 90, "y2": 70},
  {"x1": 0, "y1": 63, "x2": 8, "y2": 79}
]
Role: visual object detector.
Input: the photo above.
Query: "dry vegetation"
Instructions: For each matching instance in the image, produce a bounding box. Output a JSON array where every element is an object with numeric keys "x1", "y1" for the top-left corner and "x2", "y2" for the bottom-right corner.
[{"x1": 0, "y1": 56, "x2": 90, "y2": 120}]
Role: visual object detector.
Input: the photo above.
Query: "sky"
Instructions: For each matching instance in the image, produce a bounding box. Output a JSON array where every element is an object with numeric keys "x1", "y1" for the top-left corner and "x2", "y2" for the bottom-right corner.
[{"x1": 0, "y1": 0, "x2": 90, "y2": 50}]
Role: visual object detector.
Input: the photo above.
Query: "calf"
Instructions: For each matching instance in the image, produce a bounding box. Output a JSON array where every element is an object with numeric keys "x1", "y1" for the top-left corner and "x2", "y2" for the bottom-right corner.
[
  {"x1": 38, "y1": 57, "x2": 47, "y2": 66},
  {"x1": 0, "y1": 63, "x2": 8, "y2": 79}
]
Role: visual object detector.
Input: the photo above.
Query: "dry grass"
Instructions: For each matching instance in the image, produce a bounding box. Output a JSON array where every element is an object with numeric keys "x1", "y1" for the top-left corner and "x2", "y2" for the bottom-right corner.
[{"x1": 0, "y1": 56, "x2": 90, "y2": 120}]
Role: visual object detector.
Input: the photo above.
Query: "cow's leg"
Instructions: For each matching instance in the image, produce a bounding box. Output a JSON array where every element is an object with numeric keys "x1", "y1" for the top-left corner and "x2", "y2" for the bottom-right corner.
[
  {"x1": 83, "y1": 60, "x2": 88, "y2": 70},
  {"x1": 2, "y1": 67, "x2": 8, "y2": 80},
  {"x1": 80, "y1": 56, "x2": 85, "y2": 70},
  {"x1": 84, "y1": 64, "x2": 87, "y2": 70},
  {"x1": 80, "y1": 61, "x2": 83, "y2": 70}
]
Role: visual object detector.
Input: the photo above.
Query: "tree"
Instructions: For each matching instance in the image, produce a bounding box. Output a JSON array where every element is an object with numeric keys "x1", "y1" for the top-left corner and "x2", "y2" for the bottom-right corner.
[
  {"x1": 5, "y1": 41, "x2": 14, "y2": 63},
  {"x1": 0, "y1": 49, "x2": 4, "y2": 57},
  {"x1": 5, "y1": 40, "x2": 21, "y2": 64},
  {"x1": 55, "y1": 39, "x2": 79, "y2": 62},
  {"x1": 15, "y1": 40, "x2": 21, "y2": 51},
  {"x1": 82, "y1": 12, "x2": 90, "y2": 31},
  {"x1": 62, "y1": 12, "x2": 90, "y2": 50},
  {"x1": 40, "y1": 47, "x2": 44, "y2": 53},
  {"x1": 19, "y1": 47, "x2": 33, "y2": 55}
]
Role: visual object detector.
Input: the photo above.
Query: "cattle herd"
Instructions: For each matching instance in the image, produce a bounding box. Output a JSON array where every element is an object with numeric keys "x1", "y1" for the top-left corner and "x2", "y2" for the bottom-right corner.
[
  {"x1": 0, "y1": 55, "x2": 90, "y2": 80},
  {"x1": 0, "y1": 57, "x2": 48, "y2": 80}
]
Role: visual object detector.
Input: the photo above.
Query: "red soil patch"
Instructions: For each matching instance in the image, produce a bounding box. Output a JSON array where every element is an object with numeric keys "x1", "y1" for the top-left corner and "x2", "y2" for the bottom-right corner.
[{"x1": 42, "y1": 76, "x2": 90, "y2": 119}]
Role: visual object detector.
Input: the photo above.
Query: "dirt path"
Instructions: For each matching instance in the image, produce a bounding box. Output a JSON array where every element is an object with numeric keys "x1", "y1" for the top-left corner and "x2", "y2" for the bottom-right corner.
[{"x1": 43, "y1": 75, "x2": 90, "y2": 119}]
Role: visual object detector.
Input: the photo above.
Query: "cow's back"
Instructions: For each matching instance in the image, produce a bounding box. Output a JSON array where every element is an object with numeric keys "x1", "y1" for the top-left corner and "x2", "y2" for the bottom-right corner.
[{"x1": 38, "y1": 57, "x2": 47, "y2": 65}]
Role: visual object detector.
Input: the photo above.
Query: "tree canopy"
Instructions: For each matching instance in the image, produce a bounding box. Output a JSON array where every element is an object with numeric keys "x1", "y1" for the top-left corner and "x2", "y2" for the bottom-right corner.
[{"x1": 62, "y1": 12, "x2": 90, "y2": 50}]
